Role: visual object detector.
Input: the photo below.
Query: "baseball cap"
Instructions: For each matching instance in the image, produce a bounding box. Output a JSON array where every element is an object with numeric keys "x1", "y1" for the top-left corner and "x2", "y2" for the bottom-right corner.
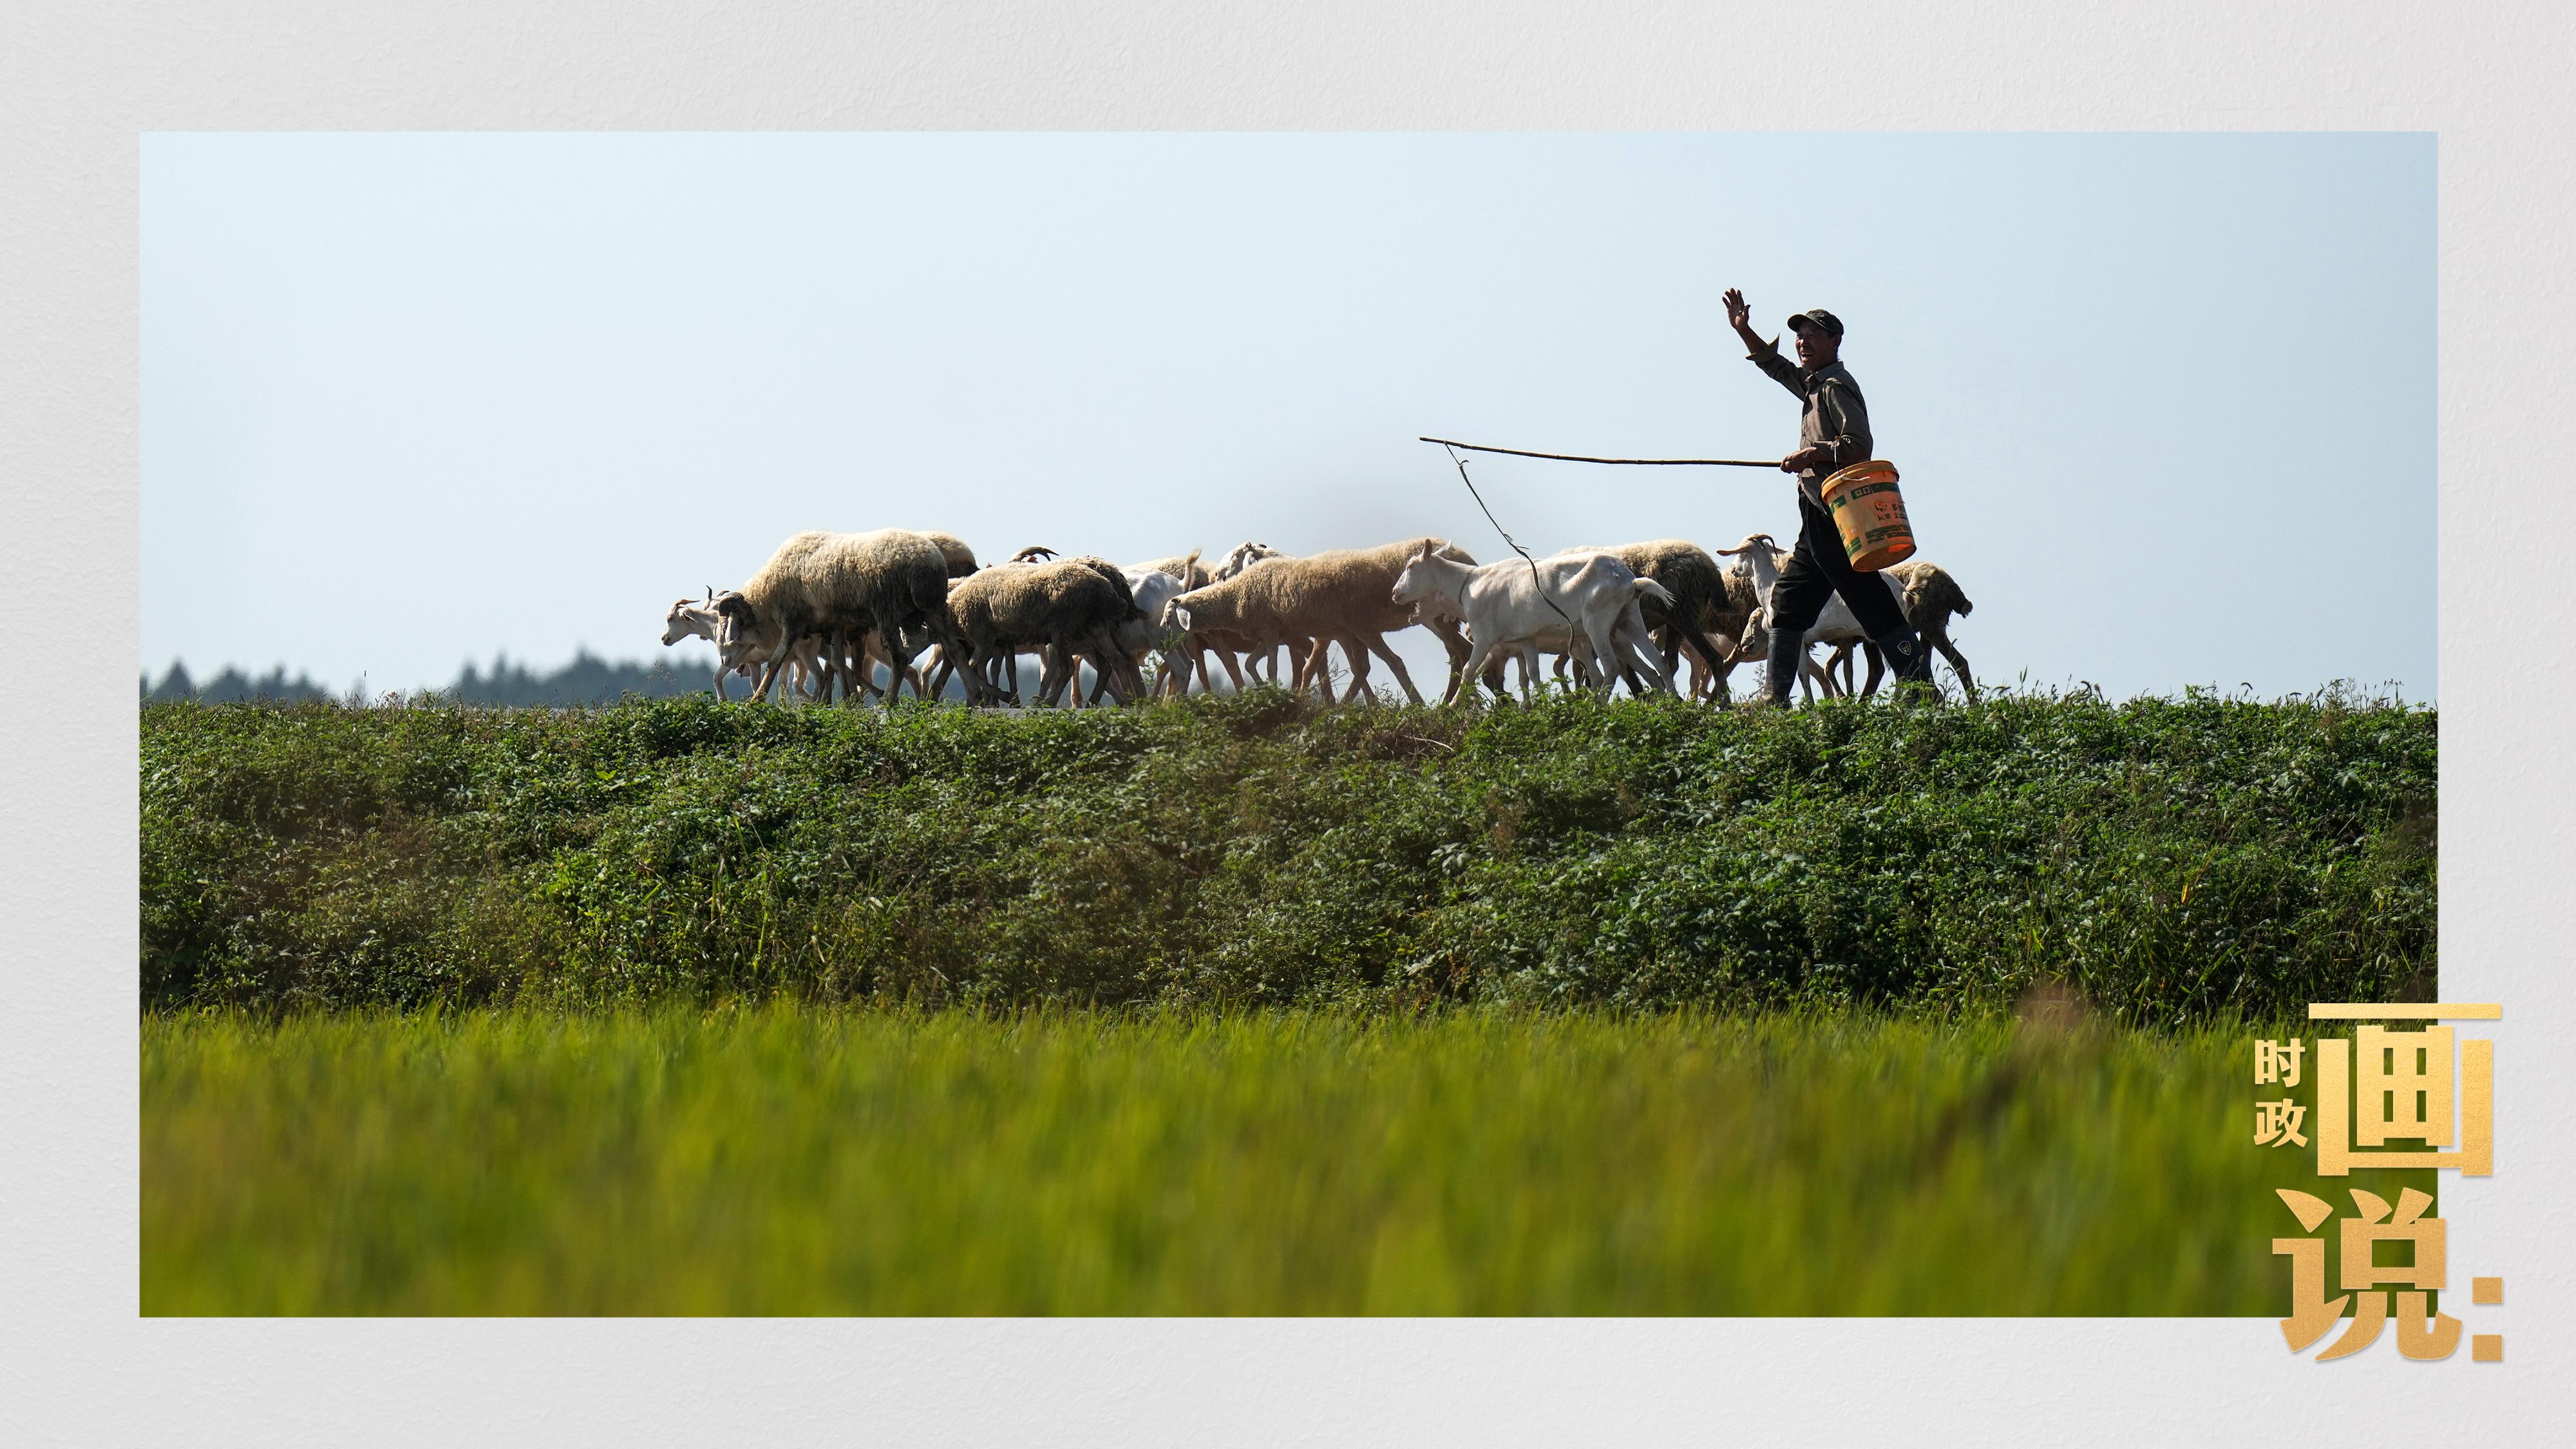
[{"x1": 1786, "y1": 308, "x2": 1844, "y2": 339}]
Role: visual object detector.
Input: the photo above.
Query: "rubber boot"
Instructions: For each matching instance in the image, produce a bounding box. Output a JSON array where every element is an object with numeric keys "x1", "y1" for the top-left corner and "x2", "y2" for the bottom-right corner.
[
  {"x1": 1875, "y1": 626, "x2": 1938, "y2": 699},
  {"x1": 1762, "y1": 622, "x2": 1805, "y2": 706}
]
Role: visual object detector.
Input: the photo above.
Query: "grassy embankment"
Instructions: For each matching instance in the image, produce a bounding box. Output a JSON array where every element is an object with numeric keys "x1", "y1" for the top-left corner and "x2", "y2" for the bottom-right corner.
[
  {"x1": 139, "y1": 690, "x2": 2435, "y2": 1314},
  {"x1": 141, "y1": 689, "x2": 2435, "y2": 1018}
]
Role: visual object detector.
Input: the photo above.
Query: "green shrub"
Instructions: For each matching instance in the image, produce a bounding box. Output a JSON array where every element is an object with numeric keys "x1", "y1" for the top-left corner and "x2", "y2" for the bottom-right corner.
[{"x1": 139, "y1": 688, "x2": 2434, "y2": 1020}]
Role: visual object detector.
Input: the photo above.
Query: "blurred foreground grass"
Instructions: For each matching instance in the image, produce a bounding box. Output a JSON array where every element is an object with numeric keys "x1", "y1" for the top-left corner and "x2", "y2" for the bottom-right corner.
[{"x1": 141, "y1": 1005, "x2": 2410, "y2": 1314}]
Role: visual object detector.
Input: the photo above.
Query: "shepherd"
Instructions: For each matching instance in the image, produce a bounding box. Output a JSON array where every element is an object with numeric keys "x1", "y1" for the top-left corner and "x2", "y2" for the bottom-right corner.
[{"x1": 1721, "y1": 289, "x2": 1935, "y2": 704}]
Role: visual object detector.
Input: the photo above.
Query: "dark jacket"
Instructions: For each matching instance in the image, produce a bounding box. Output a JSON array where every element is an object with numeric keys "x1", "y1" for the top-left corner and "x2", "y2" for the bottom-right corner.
[{"x1": 1747, "y1": 345, "x2": 1871, "y2": 507}]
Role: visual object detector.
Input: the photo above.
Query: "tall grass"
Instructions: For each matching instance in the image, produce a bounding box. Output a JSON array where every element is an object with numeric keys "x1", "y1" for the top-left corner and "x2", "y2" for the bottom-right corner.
[
  {"x1": 140, "y1": 1004, "x2": 2416, "y2": 1315},
  {"x1": 141, "y1": 689, "x2": 2436, "y2": 1020}
]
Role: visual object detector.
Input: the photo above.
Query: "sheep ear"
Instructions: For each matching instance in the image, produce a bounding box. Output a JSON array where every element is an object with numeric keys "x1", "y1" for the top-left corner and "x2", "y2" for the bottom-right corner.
[{"x1": 1173, "y1": 605, "x2": 1193, "y2": 631}]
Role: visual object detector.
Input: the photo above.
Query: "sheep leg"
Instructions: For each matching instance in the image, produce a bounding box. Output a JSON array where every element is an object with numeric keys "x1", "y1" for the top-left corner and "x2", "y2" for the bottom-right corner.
[
  {"x1": 1082, "y1": 650, "x2": 1138, "y2": 707},
  {"x1": 823, "y1": 634, "x2": 851, "y2": 705},
  {"x1": 860, "y1": 634, "x2": 893, "y2": 704},
  {"x1": 1090, "y1": 648, "x2": 1140, "y2": 706},
  {"x1": 1339, "y1": 638, "x2": 1379, "y2": 705},
  {"x1": 1209, "y1": 645, "x2": 1247, "y2": 695},
  {"x1": 1710, "y1": 645, "x2": 1745, "y2": 703},
  {"x1": 1294, "y1": 638, "x2": 1334, "y2": 701},
  {"x1": 1858, "y1": 643, "x2": 1886, "y2": 699},
  {"x1": 1184, "y1": 640, "x2": 1225, "y2": 695},
  {"x1": 1666, "y1": 613, "x2": 1732, "y2": 705},
  {"x1": 749, "y1": 639, "x2": 795, "y2": 703},
  {"x1": 1931, "y1": 632, "x2": 1976, "y2": 699},
  {"x1": 1361, "y1": 634, "x2": 1425, "y2": 706},
  {"x1": 1800, "y1": 645, "x2": 1838, "y2": 701},
  {"x1": 1674, "y1": 636, "x2": 1707, "y2": 700},
  {"x1": 1425, "y1": 618, "x2": 1473, "y2": 706}
]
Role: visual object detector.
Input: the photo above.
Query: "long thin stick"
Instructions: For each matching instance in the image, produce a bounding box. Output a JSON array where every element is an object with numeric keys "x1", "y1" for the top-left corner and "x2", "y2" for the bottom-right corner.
[
  {"x1": 1420, "y1": 436, "x2": 1778, "y2": 468},
  {"x1": 1439, "y1": 443, "x2": 1576, "y2": 630}
]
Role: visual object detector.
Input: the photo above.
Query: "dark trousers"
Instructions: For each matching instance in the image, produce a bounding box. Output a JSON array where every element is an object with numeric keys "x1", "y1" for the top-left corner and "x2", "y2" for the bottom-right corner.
[{"x1": 1768, "y1": 494, "x2": 1911, "y2": 640}]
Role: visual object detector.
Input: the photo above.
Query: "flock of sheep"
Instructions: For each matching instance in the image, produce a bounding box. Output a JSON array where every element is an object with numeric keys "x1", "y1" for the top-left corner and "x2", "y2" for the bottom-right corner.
[{"x1": 658, "y1": 527, "x2": 1976, "y2": 708}]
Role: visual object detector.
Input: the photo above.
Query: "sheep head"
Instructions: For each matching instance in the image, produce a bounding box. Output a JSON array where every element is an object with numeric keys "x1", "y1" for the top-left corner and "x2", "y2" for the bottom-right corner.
[
  {"x1": 712, "y1": 592, "x2": 760, "y2": 650},
  {"x1": 1215, "y1": 541, "x2": 1280, "y2": 580}
]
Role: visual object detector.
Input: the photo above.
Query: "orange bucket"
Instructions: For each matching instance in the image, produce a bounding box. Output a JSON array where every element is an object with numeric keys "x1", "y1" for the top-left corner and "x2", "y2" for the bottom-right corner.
[{"x1": 1819, "y1": 460, "x2": 1916, "y2": 571}]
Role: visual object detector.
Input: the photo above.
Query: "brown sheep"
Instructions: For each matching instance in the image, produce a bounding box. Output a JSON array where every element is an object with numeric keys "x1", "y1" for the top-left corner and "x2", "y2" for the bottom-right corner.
[
  {"x1": 1165, "y1": 539, "x2": 1479, "y2": 705},
  {"x1": 942, "y1": 554, "x2": 1143, "y2": 706},
  {"x1": 1833, "y1": 559, "x2": 1978, "y2": 699}
]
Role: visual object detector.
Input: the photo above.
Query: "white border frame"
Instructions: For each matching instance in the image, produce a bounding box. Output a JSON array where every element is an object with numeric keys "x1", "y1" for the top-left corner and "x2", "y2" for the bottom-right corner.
[{"x1": 7, "y1": 1, "x2": 2571, "y2": 1441}]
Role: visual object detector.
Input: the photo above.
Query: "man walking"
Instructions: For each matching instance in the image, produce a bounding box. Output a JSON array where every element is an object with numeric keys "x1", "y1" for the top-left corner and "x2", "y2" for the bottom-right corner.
[{"x1": 1721, "y1": 288, "x2": 1935, "y2": 704}]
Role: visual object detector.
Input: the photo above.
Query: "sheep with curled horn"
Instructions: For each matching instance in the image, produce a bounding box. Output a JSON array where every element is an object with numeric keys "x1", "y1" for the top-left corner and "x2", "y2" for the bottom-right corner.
[{"x1": 712, "y1": 528, "x2": 981, "y2": 705}]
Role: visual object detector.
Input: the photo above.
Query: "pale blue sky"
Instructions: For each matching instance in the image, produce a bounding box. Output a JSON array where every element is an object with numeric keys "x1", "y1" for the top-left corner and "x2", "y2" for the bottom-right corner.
[{"x1": 142, "y1": 133, "x2": 2433, "y2": 700}]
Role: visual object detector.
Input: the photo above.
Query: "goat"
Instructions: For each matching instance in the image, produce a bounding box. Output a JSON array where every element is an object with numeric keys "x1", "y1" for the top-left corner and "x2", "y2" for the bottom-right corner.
[{"x1": 1390, "y1": 540, "x2": 1675, "y2": 702}]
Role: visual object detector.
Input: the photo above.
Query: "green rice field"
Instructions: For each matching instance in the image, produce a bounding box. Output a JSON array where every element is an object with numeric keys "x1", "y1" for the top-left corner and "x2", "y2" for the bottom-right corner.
[{"x1": 141, "y1": 1003, "x2": 2416, "y2": 1315}]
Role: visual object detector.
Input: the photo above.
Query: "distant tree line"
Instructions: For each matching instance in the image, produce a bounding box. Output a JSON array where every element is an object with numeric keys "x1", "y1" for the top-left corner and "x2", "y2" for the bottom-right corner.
[{"x1": 143, "y1": 650, "x2": 723, "y2": 706}]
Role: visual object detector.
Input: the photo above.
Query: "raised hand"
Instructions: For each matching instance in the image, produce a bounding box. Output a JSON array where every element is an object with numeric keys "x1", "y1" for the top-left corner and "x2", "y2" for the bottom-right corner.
[{"x1": 1722, "y1": 287, "x2": 1752, "y2": 330}]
